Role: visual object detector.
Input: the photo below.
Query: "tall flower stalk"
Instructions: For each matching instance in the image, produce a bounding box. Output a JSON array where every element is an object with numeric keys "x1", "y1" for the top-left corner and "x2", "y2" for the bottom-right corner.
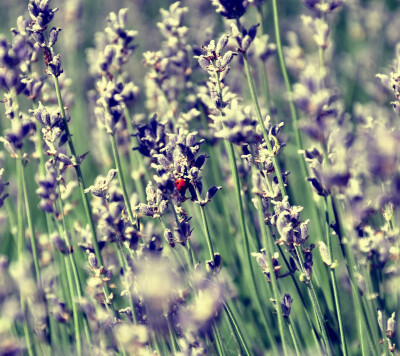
[
  {"x1": 197, "y1": 35, "x2": 280, "y2": 351},
  {"x1": 231, "y1": 15, "x2": 333, "y2": 355},
  {"x1": 52, "y1": 77, "x2": 104, "y2": 266}
]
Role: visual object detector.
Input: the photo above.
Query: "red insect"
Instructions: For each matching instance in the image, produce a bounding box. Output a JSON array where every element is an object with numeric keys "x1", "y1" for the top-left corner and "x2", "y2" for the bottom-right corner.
[{"x1": 175, "y1": 177, "x2": 187, "y2": 193}]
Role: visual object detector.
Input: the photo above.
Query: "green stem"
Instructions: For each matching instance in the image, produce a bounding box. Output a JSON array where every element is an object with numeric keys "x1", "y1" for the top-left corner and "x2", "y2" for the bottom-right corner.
[
  {"x1": 271, "y1": 0, "x2": 301, "y2": 152},
  {"x1": 169, "y1": 198, "x2": 196, "y2": 269},
  {"x1": 294, "y1": 245, "x2": 332, "y2": 356},
  {"x1": 165, "y1": 304, "x2": 179, "y2": 354},
  {"x1": 116, "y1": 240, "x2": 138, "y2": 324},
  {"x1": 277, "y1": 245, "x2": 323, "y2": 354},
  {"x1": 256, "y1": 5, "x2": 271, "y2": 113},
  {"x1": 53, "y1": 75, "x2": 120, "y2": 332},
  {"x1": 223, "y1": 301, "x2": 251, "y2": 356},
  {"x1": 324, "y1": 196, "x2": 347, "y2": 356},
  {"x1": 197, "y1": 193, "x2": 242, "y2": 356},
  {"x1": 308, "y1": 281, "x2": 332, "y2": 356},
  {"x1": 256, "y1": 196, "x2": 288, "y2": 356},
  {"x1": 22, "y1": 297, "x2": 34, "y2": 356},
  {"x1": 197, "y1": 199, "x2": 215, "y2": 261},
  {"x1": 212, "y1": 61, "x2": 277, "y2": 352},
  {"x1": 11, "y1": 92, "x2": 41, "y2": 283},
  {"x1": 19, "y1": 153, "x2": 41, "y2": 283},
  {"x1": 331, "y1": 194, "x2": 378, "y2": 355},
  {"x1": 4, "y1": 195, "x2": 18, "y2": 255},
  {"x1": 32, "y1": 99, "x2": 47, "y2": 176},
  {"x1": 239, "y1": 51, "x2": 331, "y2": 349},
  {"x1": 212, "y1": 321, "x2": 226, "y2": 356},
  {"x1": 53, "y1": 75, "x2": 104, "y2": 268},
  {"x1": 354, "y1": 283, "x2": 368, "y2": 356},
  {"x1": 287, "y1": 319, "x2": 301, "y2": 356},
  {"x1": 110, "y1": 133, "x2": 136, "y2": 226},
  {"x1": 170, "y1": 198, "x2": 226, "y2": 356},
  {"x1": 16, "y1": 150, "x2": 34, "y2": 356},
  {"x1": 225, "y1": 140, "x2": 277, "y2": 352},
  {"x1": 66, "y1": 255, "x2": 82, "y2": 356},
  {"x1": 56, "y1": 186, "x2": 92, "y2": 347},
  {"x1": 242, "y1": 52, "x2": 287, "y2": 198},
  {"x1": 252, "y1": 148, "x2": 321, "y2": 353},
  {"x1": 270, "y1": 0, "x2": 327, "y2": 268}
]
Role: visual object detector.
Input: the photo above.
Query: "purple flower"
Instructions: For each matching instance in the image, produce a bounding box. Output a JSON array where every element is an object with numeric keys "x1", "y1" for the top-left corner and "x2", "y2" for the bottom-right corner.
[{"x1": 210, "y1": 0, "x2": 248, "y2": 19}]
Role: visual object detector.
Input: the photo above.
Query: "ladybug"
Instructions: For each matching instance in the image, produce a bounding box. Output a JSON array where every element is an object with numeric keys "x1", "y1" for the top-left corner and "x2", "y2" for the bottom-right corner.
[{"x1": 175, "y1": 177, "x2": 187, "y2": 193}]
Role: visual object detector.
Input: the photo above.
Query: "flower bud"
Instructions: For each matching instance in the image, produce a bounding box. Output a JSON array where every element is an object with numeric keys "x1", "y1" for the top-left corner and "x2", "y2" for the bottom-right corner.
[{"x1": 387, "y1": 313, "x2": 397, "y2": 339}]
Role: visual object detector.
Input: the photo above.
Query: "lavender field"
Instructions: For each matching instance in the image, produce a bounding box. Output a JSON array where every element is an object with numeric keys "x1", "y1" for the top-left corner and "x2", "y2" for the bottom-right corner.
[{"x1": 1, "y1": 0, "x2": 399, "y2": 355}]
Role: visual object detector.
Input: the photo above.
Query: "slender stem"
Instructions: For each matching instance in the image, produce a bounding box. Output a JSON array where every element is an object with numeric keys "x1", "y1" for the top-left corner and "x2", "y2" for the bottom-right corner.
[
  {"x1": 212, "y1": 63, "x2": 278, "y2": 351},
  {"x1": 11, "y1": 95, "x2": 49, "y2": 352},
  {"x1": 252, "y1": 152, "x2": 322, "y2": 353},
  {"x1": 169, "y1": 198, "x2": 195, "y2": 269},
  {"x1": 116, "y1": 240, "x2": 138, "y2": 324},
  {"x1": 196, "y1": 193, "x2": 241, "y2": 356},
  {"x1": 197, "y1": 197, "x2": 215, "y2": 261},
  {"x1": 56, "y1": 185, "x2": 92, "y2": 346},
  {"x1": 239, "y1": 54, "x2": 331, "y2": 350},
  {"x1": 159, "y1": 217, "x2": 188, "y2": 276},
  {"x1": 16, "y1": 145, "x2": 34, "y2": 356},
  {"x1": 198, "y1": 105, "x2": 238, "y2": 266},
  {"x1": 16, "y1": 159, "x2": 24, "y2": 255},
  {"x1": 11, "y1": 92, "x2": 41, "y2": 283},
  {"x1": 319, "y1": 34, "x2": 348, "y2": 356},
  {"x1": 256, "y1": 196, "x2": 289, "y2": 356},
  {"x1": 4, "y1": 198, "x2": 18, "y2": 249},
  {"x1": 152, "y1": 332, "x2": 163, "y2": 356},
  {"x1": 168, "y1": 200, "x2": 224, "y2": 356},
  {"x1": 53, "y1": 75, "x2": 104, "y2": 267},
  {"x1": 353, "y1": 283, "x2": 368, "y2": 356},
  {"x1": 33, "y1": 103, "x2": 76, "y2": 349},
  {"x1": 110, "y1": 133, "x2": 136, "y2": 226},
  {"x1": 330, "y1": 181, "x2": 378, "y2": 354},
  {"x1": 324, "y1": 196, "x2": 347, "y2": 356},
  {"x1": 271, "y1": 0, "x2": 301, "y2": 152},
  {"x1": 277, "y1": 245, "x2": 323, "y2": 354},
  {"x1": 22, "y1": 296, "x2": 34, "y2": 356},
  {"x1": 287, "y1": 319, "x2": 301, "y2": 356},
  {"x1": 66, "y1": 256, "x2": 82, "y2": 356},
  {"x1": 256, "y1": 6, "x2": 271, "y2": 113},
  {"x1": 223, "y1": 301, "x2": 251, "y2": 356},
  {"x1": 32, "y1": 99, "x2": 47, "y2": 176},
  {"x1": 293, "y1": 245, "x2": 332, "y2": 355},
  {"x1": 307, "y1": 280, "x2": 332, "y2": 356},
  {"x1": 225, "y1": 140, "x2": 278, "y2": 352},
  {"x1": 19, "y1": 153, "x2": 41, "y2": 284},
  {"x1": 242, "y1": 52, "x2": 287, "y2": 198},
  {"x1": 212, "y1": 321, "x2": 226, "y2": 356},
  {"x1": 270, "y1": 0, "x2": 327, "y2": 268},
  {"x1": 53, "y1": 74, "x2": 120, "y2": 330},
  {"x1": 167, "y1": 316, "x2": 179, "y2": 353}
]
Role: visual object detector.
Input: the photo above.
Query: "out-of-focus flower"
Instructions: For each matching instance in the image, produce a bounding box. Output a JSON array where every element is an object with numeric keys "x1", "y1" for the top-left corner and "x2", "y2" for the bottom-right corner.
[
  {"x1": 210, "y1": 0, "x2": 248, "y2": 19},
  {"x1": 0, "y1": 169, "x2": 9, "y2": 209},
  {"x1": 301, "y1": 15, "x2": 330, "y2": 49},
  {"x1": 301, "y1": 0, "x2": 345, "y2": 14}
]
